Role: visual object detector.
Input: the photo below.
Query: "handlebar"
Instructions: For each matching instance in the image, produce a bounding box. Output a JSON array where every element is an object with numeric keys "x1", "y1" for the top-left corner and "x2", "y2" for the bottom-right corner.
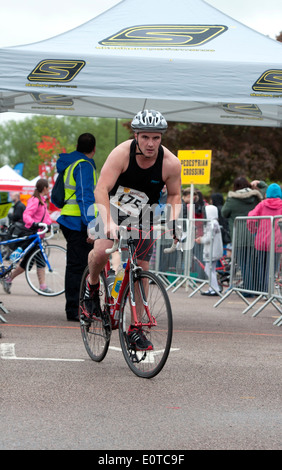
[
  {"x1": 37, "y1": 223, "x2": 49, "y2": 236},
  {"x1": 44, "y1": 223, "x2": 58, "y2": 240},
  {"x1": 163, "y1": 242, "x2": 178, "y2": 254},
  {"x1": 105, "y1": 238, "x2": 119, "y2": 254},
  {"x1": 105, "y1": 224, "x2": 178, "y2": 254}
]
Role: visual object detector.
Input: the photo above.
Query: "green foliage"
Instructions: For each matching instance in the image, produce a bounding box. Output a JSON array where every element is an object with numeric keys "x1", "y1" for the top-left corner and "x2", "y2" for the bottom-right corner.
[
  {"x1": 1, "y1": 115, "x2": 282, "y2": 194},
  {"x1": 0, "y1": 115, "x2": 131, "y2": 179},
  {"x1": 161, "y1": 122, "x2": 282, "y2": 193}
]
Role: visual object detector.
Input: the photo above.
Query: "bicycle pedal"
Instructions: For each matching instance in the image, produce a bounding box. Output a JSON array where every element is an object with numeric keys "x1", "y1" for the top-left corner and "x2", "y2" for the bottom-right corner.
[
  {"x1": 80, "y1": 317, "x2": 91, "y2": 327},
  {"x1": 128, "y1": 347, "x2": 147, "y2": 363}
]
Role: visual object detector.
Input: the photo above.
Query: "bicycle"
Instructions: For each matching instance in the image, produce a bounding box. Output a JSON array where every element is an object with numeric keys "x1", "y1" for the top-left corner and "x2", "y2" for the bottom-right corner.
[
  {"x1": 192, "y1": 253, "x2": 231, "y2": 290},
  {"x1": 79, "y1": 225, "x2": 174, "y2": 379},
  {"x1": 0, "y1": 223, "x2": 66, "y2": 296}
]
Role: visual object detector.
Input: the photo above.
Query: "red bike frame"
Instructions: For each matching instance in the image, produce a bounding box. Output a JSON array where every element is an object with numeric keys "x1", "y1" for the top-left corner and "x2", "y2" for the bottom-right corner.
[{"x1": 104, "y1": 228, "x2": 160, "y2": 330}]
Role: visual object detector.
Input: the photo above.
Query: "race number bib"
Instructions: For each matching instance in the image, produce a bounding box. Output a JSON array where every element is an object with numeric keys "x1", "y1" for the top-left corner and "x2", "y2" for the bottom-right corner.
[{"x1": 110, "y1": 186, "x2": 149, "y2": 218}]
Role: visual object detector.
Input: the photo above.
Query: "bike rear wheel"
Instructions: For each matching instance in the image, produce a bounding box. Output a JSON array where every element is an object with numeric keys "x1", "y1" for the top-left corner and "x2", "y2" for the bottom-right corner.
[
  {"x1": 79, "y1": 267, "x2": 111, "y2": 362},
  {"x1": 119, "y1": 271, "x2": 173, "y2": 379},
  {"x1": 25, "y1": 244, "x2": 66, "y2": 296}
]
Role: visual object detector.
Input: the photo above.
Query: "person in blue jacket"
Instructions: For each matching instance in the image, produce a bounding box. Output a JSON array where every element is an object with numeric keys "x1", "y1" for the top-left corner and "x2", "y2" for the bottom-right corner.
[{"x1": 56, "y1": 133, "x2": 97, "y2": 322}]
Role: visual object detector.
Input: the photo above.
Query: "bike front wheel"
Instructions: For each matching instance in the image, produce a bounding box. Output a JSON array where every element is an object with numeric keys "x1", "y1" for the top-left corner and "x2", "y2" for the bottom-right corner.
[
  {"x1": 119, "y1": 271, "x2": 173, "y2": 379},
  {"x1": 25, "y1": 244, "x2": 66, "y2": 296},
  {"x1": 79, "y1": 267, "x2": 111, "y2": 362}
]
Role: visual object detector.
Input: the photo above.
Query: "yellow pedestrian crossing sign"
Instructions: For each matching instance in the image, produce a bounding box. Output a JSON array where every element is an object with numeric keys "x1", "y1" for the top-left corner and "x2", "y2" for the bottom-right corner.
[{"x1": 178, "y1": 150, "x2": 212, "y2": 185}]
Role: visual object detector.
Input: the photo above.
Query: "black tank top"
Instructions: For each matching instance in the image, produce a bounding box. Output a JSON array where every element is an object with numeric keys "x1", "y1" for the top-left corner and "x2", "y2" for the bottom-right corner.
[{"x1": 109, "y1": 140, "x2": 165, "y2": 205}]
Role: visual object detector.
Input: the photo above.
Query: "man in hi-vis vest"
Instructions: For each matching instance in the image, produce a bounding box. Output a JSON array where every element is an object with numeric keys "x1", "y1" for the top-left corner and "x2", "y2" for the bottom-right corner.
[{"x1": 56, "y1": 133, "x2": 97, "y2": 322}]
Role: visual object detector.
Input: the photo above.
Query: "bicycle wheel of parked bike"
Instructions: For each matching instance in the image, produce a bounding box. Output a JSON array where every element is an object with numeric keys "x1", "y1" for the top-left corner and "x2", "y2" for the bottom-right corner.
[
  {"x1": 119, "y1": 271, "x2": 173, "y2": 379},
  {"x1": 79, "y1": 267, "x2": 111, "y2": 362},
  {"x1": 25, "y1": 244, "x2": 66, "y2": 296}
]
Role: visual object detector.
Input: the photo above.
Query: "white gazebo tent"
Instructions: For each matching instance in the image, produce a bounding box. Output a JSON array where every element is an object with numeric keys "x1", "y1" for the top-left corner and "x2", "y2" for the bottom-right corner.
[
  {"x1": 0, "y1": 0, "x2": 281, "y2": 127},
  {"x1": 0, "y1": 165, "x2": 35, "y2": 193}
]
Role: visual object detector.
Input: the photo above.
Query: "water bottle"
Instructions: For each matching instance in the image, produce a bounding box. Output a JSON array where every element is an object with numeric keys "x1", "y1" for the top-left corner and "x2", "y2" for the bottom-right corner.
[
  {"x1": 107, "y1": 268, "x2": 116, "y2": 296},
  {"x1": 111, "y1": 263, "x2": 126, "y2": 299},
  {"x1": 9, "y1": 246, "x2": 23, "y2": 262}
]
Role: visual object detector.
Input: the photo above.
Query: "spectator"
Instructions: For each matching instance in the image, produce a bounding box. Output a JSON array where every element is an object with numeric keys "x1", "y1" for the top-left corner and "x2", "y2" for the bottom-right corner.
[
  {"x1": 56, "y1": 133, "x2": 97, "y2": 322},
  {"x1": 211, "y1": 193, "x2": 231, "y2": 251},
  {"x1": 8, "y1": 192, "x2": 25, "y2": 224},
  {"x1": 221, "y1": 176, "x2": 267, "y2": 295},
  {"x1": 221, "y1": 177, "x2": 267, "y2": 239},
  {"x1": 247, "y1": 183, "x2": 282, "y2": 293},
  {"x1": 182, "y1": 187, "x2": 208, "y2": 277},
  {"x1": 195, "y1": 205, "x2": 223, "y2": 296}
]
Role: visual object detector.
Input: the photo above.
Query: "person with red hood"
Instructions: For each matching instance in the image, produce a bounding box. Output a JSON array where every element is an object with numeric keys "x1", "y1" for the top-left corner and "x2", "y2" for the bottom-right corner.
[{"x1": 247, "y1": 183, "x2": 282, "y2": 293}]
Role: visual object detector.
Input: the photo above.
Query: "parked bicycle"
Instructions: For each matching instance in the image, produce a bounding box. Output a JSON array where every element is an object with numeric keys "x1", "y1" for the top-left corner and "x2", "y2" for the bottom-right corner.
[
  {"x1": 79, "y1": 225, "x2": 175, "y2": 379},
  {"x1": 192, "y1": 253, "x2": 231, "y2": 290},
  {"x1": 0, "y1": 223, "x2": 66, "y2": 296}
]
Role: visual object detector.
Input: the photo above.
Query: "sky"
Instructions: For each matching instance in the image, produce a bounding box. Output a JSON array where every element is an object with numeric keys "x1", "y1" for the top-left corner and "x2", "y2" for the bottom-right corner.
[{"x1": 1, "y1": 0, "x2": 282, "y2": 123}]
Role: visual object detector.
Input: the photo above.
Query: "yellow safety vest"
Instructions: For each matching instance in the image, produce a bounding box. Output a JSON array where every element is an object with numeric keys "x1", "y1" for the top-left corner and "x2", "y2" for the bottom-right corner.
[{"x1": 60, "y1": 159, "x2": 97, "y2": 217}]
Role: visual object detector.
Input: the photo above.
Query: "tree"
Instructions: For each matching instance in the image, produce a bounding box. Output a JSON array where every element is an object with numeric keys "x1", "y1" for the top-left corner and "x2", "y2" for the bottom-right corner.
[
  {"x1": 0, "y1": 116, "x2": 131, "y2": 179},
  {"x1": 161, "y1": 123, "x2": 281, "y2": 192}
]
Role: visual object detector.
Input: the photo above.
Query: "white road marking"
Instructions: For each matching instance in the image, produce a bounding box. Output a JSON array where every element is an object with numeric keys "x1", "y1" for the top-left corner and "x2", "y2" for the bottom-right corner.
[
  {"x1": 0, "y1": 343, "x2": 179, "y2": 363},
  {"x1": 0, "y1": 343, "x2": 85, "y2": 362}
]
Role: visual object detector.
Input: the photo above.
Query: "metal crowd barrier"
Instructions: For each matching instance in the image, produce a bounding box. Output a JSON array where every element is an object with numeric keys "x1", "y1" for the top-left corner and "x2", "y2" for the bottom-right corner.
[
  {"x1": 214, "y1": 216, "x2": 282, "y2": 326},
  {"x1": 0, "y1": 301, "x2": 8, "y2": 323},
  {"x1": 150, "y1": 218, "x2": 220, "y2": 297}
]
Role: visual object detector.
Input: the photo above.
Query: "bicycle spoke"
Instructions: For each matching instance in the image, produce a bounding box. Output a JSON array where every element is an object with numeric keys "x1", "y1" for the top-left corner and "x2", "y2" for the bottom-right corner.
[
  {"x1": 119, "y1": 271, "x2": 173, "y2": 378},
  {"x1": 79, "y1": 268, "x2": 111, "y2": 362},
  {"x1": 25, "y1": 245, "x2": 66, "y2": 296}
]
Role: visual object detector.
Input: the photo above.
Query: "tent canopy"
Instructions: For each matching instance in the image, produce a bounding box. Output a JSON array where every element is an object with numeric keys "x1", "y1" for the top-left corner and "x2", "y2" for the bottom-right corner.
[
  {"x1": 0, "y1": 0, "x2": 282, "y2": 127},
  {"x1": 0, "y1": 165, "x2": 35, "y2": 193}
]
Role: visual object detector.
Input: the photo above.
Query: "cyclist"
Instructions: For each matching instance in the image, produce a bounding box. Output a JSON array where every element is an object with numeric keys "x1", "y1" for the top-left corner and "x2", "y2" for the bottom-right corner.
[{"x1": 85, "y1": 110, "x2": 182, "y2": 350}]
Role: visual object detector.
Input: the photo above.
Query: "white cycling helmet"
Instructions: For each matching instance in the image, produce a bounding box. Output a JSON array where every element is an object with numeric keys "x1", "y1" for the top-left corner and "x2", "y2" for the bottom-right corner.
[{"x1": 131, "y1": 109, "x2": 168, "y2": 134}]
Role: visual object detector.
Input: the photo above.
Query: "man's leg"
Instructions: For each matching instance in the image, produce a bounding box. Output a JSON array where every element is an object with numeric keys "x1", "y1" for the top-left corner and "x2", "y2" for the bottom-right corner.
[
  {"x1": 88, "y1": 238, "x2": 113, "y2": 285},
  {"x1": 83, "y1": 238, "x2": 114, "y2": 317},
  {"x1": 61, "y1": 225, "x2": 92, "y2": 321}
]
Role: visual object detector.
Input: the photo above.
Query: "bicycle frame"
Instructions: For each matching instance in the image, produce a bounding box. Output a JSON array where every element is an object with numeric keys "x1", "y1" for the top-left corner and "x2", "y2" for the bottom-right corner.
[
  {"x1": 0, "y1": 224, "x2": 50, "y2": 278},
  {"x1": 105, "y1": 228, "x2": 161, "y2": 330}
]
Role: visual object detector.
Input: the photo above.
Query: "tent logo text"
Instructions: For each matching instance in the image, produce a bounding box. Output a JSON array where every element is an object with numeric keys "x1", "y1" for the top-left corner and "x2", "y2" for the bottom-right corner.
[
  {"x1": 99, "y1": 25, "x2": 227, "y2": 47},
  {"x1": 27, "y1": 60, "x2": 86, "y2": 82},
  {"x1": 252, "y1": 70, "x2": 282, "y2": 93},
  {"x1": 222, "y1": 104, "x2": 262, "y2": 117},
  {"x1": 31, "y1": 93, "x2": 74, "y2": 107}
]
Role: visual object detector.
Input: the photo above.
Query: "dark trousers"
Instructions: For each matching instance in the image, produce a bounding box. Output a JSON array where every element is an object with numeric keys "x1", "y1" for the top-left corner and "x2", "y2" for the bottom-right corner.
[{"x1": 60, "y1": 225, "x2": 92, "y2": 320}]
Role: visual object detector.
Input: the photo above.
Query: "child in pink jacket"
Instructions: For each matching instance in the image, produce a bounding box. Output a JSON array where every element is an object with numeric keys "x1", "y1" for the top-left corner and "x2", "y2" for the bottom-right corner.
[
  {"x1": 3, "y1": 179, "x2": 52, "y2": 294},
  {"x1": 23, "y1": 181, "x2": 52, "y2": 232}
]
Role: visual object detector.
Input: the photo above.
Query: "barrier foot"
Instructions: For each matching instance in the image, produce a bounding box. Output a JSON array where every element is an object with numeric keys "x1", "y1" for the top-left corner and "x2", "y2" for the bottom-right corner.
[
  {"x1": 242, "y1": 295, "x2": 263, "y2": 315},
  {"x1": 213, "y1": 288, "x2": 233, "y2": 307},
  {"x1": 273, "y1": 315, "x2": 282, "y2": 326},
  {"x1": 188, "y1": 281, "x2": 207, "y2": 298},
  {"x1": 171, "y1": 277, "x2": 187, "y2": 293},
  {"x1": 252, "y1": 296, "x2": 273, "y2": 317},
  {"x1": 0, "y1": 301, "x2": 9, "y2": 323}
]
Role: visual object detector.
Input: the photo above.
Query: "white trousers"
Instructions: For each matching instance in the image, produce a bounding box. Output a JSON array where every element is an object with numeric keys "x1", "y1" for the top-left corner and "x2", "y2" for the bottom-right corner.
[{"x1": 204, "y1": 261, "x2": 220, "y2": 292}]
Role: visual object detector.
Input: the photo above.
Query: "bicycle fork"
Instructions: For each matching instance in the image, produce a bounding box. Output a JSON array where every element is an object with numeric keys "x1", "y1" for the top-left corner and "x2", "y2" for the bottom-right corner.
[{"x1": 128, "y1": 267, "x2": 157, "y2": 328}]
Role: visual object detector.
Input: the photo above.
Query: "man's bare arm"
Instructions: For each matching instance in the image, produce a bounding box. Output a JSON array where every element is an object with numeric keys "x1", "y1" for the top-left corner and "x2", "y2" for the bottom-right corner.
[{"x1": 94, "y1": 140, "x2": 131, "y2": 237}]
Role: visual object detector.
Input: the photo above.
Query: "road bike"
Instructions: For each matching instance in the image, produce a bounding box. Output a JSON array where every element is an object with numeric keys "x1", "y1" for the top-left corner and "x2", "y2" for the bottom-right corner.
[
  {"x1": 79, "y1": 225, "x2": 174, "y2": 379},
  {"x1": 0, "y1": 223, "x2": 66, "y2": 296}
]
